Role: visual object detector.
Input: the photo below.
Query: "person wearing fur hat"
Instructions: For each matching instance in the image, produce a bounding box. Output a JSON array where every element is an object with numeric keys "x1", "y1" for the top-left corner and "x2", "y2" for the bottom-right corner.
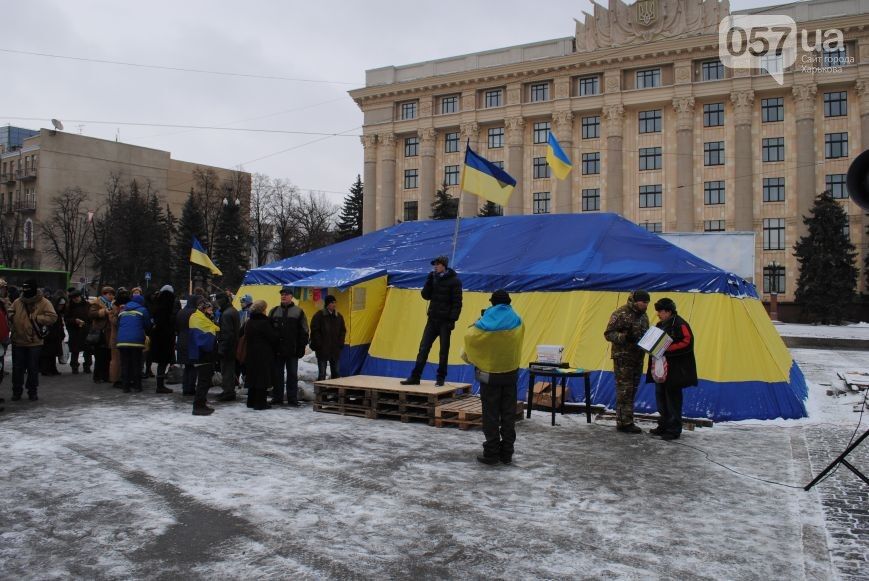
[
  {"x1": 646, "y1": 298, "x2": 697, "y2": 440},
  {"x1": 604, "y1": 290, "x2": 651, "y2": 434},
  {"x1": 64, "y1": 290, "x2": 93, "y2": 375},
  {"x1": 148, "y1": 285, "x2": 177, "y2": 394},
  {"x1": 310, "y1": 294, "x2": 346, "y2": 381},
  {"x1": 401, "y1": 255, "x2": 463, "y2": 387},
  {"x1": 89, "y1": 286, "x2": 116, "y2": 383},
  {"x1": 463, "y1": 289, "x2": 524, "y2": 465},
  {"x1": 8, "y1": 279, "x2": 58, "y2": 401},
  {"x1": 215, "y1": 293, "x2": 240, "y2": 402}
]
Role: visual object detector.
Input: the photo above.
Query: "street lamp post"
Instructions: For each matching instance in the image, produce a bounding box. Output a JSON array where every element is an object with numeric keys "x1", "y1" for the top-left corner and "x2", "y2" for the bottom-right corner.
[{"x1": 768, "y1": 260, "x2": 780, "y2": 322}]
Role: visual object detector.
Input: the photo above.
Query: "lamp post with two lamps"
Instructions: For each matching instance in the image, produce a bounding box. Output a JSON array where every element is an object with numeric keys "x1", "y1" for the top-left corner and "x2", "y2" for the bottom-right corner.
[{"x1": 767, "y1": 260, "x2": 782, "y2": 321}]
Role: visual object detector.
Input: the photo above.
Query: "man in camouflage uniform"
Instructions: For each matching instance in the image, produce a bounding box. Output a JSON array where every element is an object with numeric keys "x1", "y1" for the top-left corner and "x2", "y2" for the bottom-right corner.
[{"x1": 604, "y1": 290, "x2": 651, "y2": 433}]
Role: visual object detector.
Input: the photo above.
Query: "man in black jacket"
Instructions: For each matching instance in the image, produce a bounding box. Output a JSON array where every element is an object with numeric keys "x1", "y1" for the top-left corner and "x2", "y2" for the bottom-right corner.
[
  {"x1": 269, "y1": 286, "x2": 309, "y2": 406},
  {"x1": 216, "y1": 294, "x2": 240, "y2": 402},
  {"x1": 401, "y1": 255, "x2": 463, "y2": 387}
]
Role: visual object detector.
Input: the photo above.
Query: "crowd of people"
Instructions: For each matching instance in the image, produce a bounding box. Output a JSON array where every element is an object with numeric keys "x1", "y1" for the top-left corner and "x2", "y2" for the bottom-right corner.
[
  {"x1": 0, "y1": 279, "x2": 346, "y2": 416},
  {"x1": 0, "y1": 260, "x2": 696, "y2": 461}
]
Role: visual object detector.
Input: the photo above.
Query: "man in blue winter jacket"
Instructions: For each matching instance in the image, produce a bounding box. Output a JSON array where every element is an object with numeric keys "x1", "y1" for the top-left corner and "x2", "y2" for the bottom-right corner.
[{"x1": 116, "y1": 294, "x2": 152, "y2": 393}]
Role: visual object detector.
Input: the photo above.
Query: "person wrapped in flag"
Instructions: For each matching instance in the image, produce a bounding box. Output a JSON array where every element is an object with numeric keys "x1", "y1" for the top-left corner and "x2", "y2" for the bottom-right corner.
[{"x1": 188, "y1": 300, "x2": 220, "y2": 416}]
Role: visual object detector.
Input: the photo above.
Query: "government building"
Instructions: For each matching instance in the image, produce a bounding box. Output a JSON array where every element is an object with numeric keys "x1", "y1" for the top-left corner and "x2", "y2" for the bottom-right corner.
[{"x1": 350, "y1": 0, "x2": 869, "y2": 300}]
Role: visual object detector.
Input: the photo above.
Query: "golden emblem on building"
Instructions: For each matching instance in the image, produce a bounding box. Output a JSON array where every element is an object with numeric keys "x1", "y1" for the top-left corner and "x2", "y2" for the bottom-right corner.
[{"x1": 636, "y1": 0, "x2": 658, "y2": 26}]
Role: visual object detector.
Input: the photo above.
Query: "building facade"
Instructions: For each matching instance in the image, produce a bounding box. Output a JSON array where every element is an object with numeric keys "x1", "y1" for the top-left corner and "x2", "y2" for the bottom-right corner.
[
  {"x1": 350, "y1": 0, "x2": 869, "y2": 300},
  {"x1": 0, "y1": 128, "x2": 249, "y2": 275}
]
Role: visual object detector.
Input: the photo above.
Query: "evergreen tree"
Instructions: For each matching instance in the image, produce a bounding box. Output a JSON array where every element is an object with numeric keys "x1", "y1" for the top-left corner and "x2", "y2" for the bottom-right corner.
[
  {"x1": 336, "y1": 175, "x2": 363, "y2": 241},
  {"x1": 175, "y1": 190, "x2": 208, "y2": 292},
  {"x1": 213, "y1": 199, "x2": 248, "y2": 289},
  {"x1": 431, "y1": 183, "x2": 458, "y2": 220},
  {"x1": 794, "y1": 190, "x2": 858, "y2": 324},
  {"x1": 478, "y1": 201, "x2": 503, "y2": 217}
]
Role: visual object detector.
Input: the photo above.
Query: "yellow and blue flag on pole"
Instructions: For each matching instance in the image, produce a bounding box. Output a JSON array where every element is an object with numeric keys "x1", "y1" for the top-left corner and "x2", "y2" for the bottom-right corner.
[
  {"x1": 546, "y1": 133, "x2": 573, "y2": 180},
  {"x1": 190, "y1": 236, "x2": 223, "y2": 276},
  {"x1": 461, "y1": 144, "x2": 517, "y2": 205}
]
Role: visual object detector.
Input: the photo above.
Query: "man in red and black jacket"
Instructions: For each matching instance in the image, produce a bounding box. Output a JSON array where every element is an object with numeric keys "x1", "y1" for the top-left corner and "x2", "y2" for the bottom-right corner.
[{"x1": 647, "y1": 297, "x2": 697, "y2": 440}]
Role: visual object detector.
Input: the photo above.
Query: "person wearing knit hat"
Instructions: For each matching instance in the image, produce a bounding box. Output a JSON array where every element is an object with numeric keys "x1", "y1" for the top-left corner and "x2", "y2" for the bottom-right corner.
[
  {"x1": 463, "y1": 289, "x2": 524, "y2": 465},
  {"x1": 646, "y1": 297, "x2": 697, "y2": 441},
  {"x1": 401, "y1": 254, "x2": 463, "y2": 387},
  {"x1": 603, "y1": 290, "x2": 651, "y2": 434},
  {"x1": 9, "y1": 279, "x2": 58, "y2": 401},
  {"x1": 310, "y1": 294, "x2": 346, "y2": 381}
]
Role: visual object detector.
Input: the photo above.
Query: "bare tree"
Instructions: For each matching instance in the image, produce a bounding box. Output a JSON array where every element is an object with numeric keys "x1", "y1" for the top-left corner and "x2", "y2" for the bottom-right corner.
[
  {"x1": 0, "y1": 211, "x2": 22, "y2": 268},
  {"x1": 249, "y1": 173, "x2": 275, "y2": 267},
  {"x1": 41, "y1": 187, "x2": 93, "y2": 275},
  {"x1": 270, "y1": 178, "x2": 301, "y2": 260},
  {"x1": 192, "y1": 167, "x2": 222, "y2": 254},
  {"x1": 294, "y1": 191, "x2": 338, "y2": 253}
]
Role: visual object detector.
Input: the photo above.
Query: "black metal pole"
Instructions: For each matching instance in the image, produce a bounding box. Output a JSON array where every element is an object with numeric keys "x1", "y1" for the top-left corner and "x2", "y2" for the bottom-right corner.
[{"x1": 804, "y1": 429, "x2": 869, "y2": 491}]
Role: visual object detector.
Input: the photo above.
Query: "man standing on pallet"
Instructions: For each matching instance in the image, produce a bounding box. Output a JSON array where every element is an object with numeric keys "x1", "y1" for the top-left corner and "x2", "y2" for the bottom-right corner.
[
  {"x1": 463, "y1": 289, "x2": 524, "y2": 465},
  {"x1": 401, "y1": 255, "x2": 462, "y2": 387}
]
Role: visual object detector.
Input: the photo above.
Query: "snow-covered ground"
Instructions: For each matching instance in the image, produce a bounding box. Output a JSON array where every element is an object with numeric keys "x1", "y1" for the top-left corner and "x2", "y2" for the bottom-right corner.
[
  {"x1": 0, "y1": 333, "x2": 866, "y2": 579},
  {"x1": 775, "y1": 321, "x2": 869, "y2": 341}
]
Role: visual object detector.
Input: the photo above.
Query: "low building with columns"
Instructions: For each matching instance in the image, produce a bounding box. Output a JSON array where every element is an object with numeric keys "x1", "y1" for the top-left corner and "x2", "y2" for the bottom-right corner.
[{"x1": 350, "y1": 0, "x2": 869, "y2": 302}]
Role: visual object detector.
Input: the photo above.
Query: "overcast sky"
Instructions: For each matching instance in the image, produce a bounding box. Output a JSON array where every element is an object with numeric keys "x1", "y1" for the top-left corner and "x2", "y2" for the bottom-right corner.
[{"x1": 3, "y1": 0, "x2": 781, "y2": 206}]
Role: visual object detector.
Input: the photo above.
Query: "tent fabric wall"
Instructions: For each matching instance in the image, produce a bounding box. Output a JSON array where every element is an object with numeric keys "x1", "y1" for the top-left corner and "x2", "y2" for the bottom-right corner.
[{"x1": 360, "y1": 288, "x2": 808, "y2": 421}]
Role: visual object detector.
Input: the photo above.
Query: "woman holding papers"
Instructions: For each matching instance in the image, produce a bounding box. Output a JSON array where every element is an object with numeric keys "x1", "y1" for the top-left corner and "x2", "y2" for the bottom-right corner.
[{"x1": 646, "y1": 298, "x2": 697, "y2": 441}]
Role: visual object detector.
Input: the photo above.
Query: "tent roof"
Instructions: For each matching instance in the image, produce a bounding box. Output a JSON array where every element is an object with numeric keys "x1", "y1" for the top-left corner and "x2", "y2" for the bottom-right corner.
[
  {"x1": 245, "y1": 214, "x2": 757, "y2": 297},
  {"x1": 292, "y1": 267, "x2": 386, "y2": 290}
]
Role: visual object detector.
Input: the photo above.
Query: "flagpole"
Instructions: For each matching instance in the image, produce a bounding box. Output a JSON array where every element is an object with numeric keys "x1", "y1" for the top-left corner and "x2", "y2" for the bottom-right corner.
[
  {"x1": 450, "y1": 189, "x2": 463, "y2": 268},
  {"x1": 188, "y1": 265, "x2": 192, "y2": 297}
]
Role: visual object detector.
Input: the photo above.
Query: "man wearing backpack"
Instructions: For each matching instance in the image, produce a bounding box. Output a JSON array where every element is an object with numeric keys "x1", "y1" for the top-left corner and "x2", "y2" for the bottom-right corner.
[
  {"x1": 269, "y1": 286, "x2": 308, "y2": 407},
  {"x1": 8, "y1": 279, "x2": 58, "y2": 401}
]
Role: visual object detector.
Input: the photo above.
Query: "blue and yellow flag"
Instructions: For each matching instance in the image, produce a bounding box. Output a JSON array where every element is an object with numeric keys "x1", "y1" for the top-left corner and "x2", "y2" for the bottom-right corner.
[
  {"x1": 546, "y1": 133, "x2": 573, "y2": 180},
  {"x1": 461, "y1": 145, "x2": 517, "y2": 205},
  {"x1": 188, "y1": 309, "x2": 219, "y2": 362},
  {"x1": 190, "y1": 237, "x2": 223, "y2": 276}
]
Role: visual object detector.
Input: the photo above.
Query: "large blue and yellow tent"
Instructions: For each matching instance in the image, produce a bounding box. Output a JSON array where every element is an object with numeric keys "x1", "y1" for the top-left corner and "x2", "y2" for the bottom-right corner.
[{"x1": 239, "y1": 214, "x2": 807, "y2": 422}]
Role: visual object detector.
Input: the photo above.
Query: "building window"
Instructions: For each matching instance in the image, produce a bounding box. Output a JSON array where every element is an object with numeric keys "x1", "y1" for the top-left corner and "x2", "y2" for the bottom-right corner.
[
  {"x1": 532, "y1": 192, "x2": 551, "y2": 214},
  {"x1": 704, "y1": 141, "x2": 725, "y2": 166},
  {"x1": 399, "y1": 101, "x2": 417, "y2": 120},
  {"x1": 823, "y1": 44, "x2": 848, "y2": 67},
  {"x1": 440, "y1": 95, "x2": 459, "y2": 115},
  {"x1": 703, "y1": 103, "x2": 724, "y2": 127},
  {"x1": 639, "y1": 109, "x2": 662, "y2": 133},
  {"x1": 487, "y1": 127, "x2": 504, "y2": 149},
  {"x1": 639, "y1": 147, "x2": 662, "y2": 171},
  {"x1": 404, "y1": 137, "x2": 419, "y2": 157},
  {"x1": 824, "y1": 91, "x2": 847, "y2": 117},
  {"x1": 825, "y1": 132, "x2": 849, "y2": 159},
  {"x1": 445, "y1": 132, "x2": 459, "y2": 153},
  {"x1": 533, "y1": 157, "x2": 550, "y2": 179},
  {"x1": 763, "y1": 177, "x2": 785, "y2": 202},
  {"x1": 582, "y1": 152, "x2": 600, "y2": 175},
  {"x1": 23, "y1": 218, "x2": 34, "y2": 249},
  {"x1": 826, "y1": 173, "x2": 848, "y2": 199},
  {"x1": 763, "y1": 265, "x2": 786, "y2": 294},
  {"x1": 403, "y1": 201, "x2": 418, "y2": 221},
  {"x1": 763, "y1": 218, "x2": 785, "y2": 250},
  {"x1": 704, "y1": 220, "x2": 725, "y2": 232},
  {"x1": 444, "y1": 165, "x2": 460, "y2": 186},
  {"x1": 641, "y1": 222, "x2": 663, "y2": 233},
  {"x1": 530, "y1": 83, "x2": 550, "y2": 102},
  {"x1": 582, "y1": 188, "x2": 600, "y2": 211},
  {"x1": 636, "y1": 68, "x2": 661, "y2": 89},
  {"x1": 759, "y1": 50, "x2": 783, "y2": 74},
  {"x1": 533, "y1": 122, "x2": 551, "y2": 144},
  {"x1": 762, "y1": 137, "x2": 785, "y2": 162},
  {"x1": 582, "y1": 115, "x2": 600, "y2": 139},
  {"x1": 639, "y1": 184, "x2": 663, "y2": 208},
  {"x1": 704, "y1": 181, "x2": 725, "y2": 205},
  {"x1": 403, "y1": 169, "x2": 418, "y2": 189},
  {"x1": 578, "y1": 75, "x2": 600, "y2": 96},
  {"x1": 762, "y1": 98, "x2": 784, "y2": 122},
  {"x1": 701, "y1": 59, "x2": 724, "y2": 81},
  {"x1": 491, "y1": 160, "x2": 504, "y2": 169},
  {"x1": 484, "y1": 89, "x2": 503, "y2": 108}
]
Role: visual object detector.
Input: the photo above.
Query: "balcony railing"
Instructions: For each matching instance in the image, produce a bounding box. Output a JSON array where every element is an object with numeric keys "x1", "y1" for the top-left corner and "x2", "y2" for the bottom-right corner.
[
  {"x1": 16, "y1": 168, "x2": 37, "y2": 180},
  {"x1": 1, "y1": 173, "x2": 14, "y2": 183},
  {"x1": 14, "y1": 197, "x2": 37, "y2": 211}
]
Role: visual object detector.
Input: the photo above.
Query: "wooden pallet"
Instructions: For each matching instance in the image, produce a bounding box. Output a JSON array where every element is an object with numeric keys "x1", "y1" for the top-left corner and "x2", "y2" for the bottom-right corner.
[
  {"x1": 594, "y1": 411, "x2": 713, "y2": 430},
  {"x1": 434, "y1": 396, "x2": 525, "y2": 430},
  {"x1": 312, "y1": 402, "x2": 375, "y2": 419}
]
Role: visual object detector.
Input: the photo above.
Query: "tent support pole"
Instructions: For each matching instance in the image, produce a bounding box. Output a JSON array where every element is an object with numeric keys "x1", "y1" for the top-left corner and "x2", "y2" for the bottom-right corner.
[{"x1": 450, "y1": 189, "x2": 463, "y2": 268}]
